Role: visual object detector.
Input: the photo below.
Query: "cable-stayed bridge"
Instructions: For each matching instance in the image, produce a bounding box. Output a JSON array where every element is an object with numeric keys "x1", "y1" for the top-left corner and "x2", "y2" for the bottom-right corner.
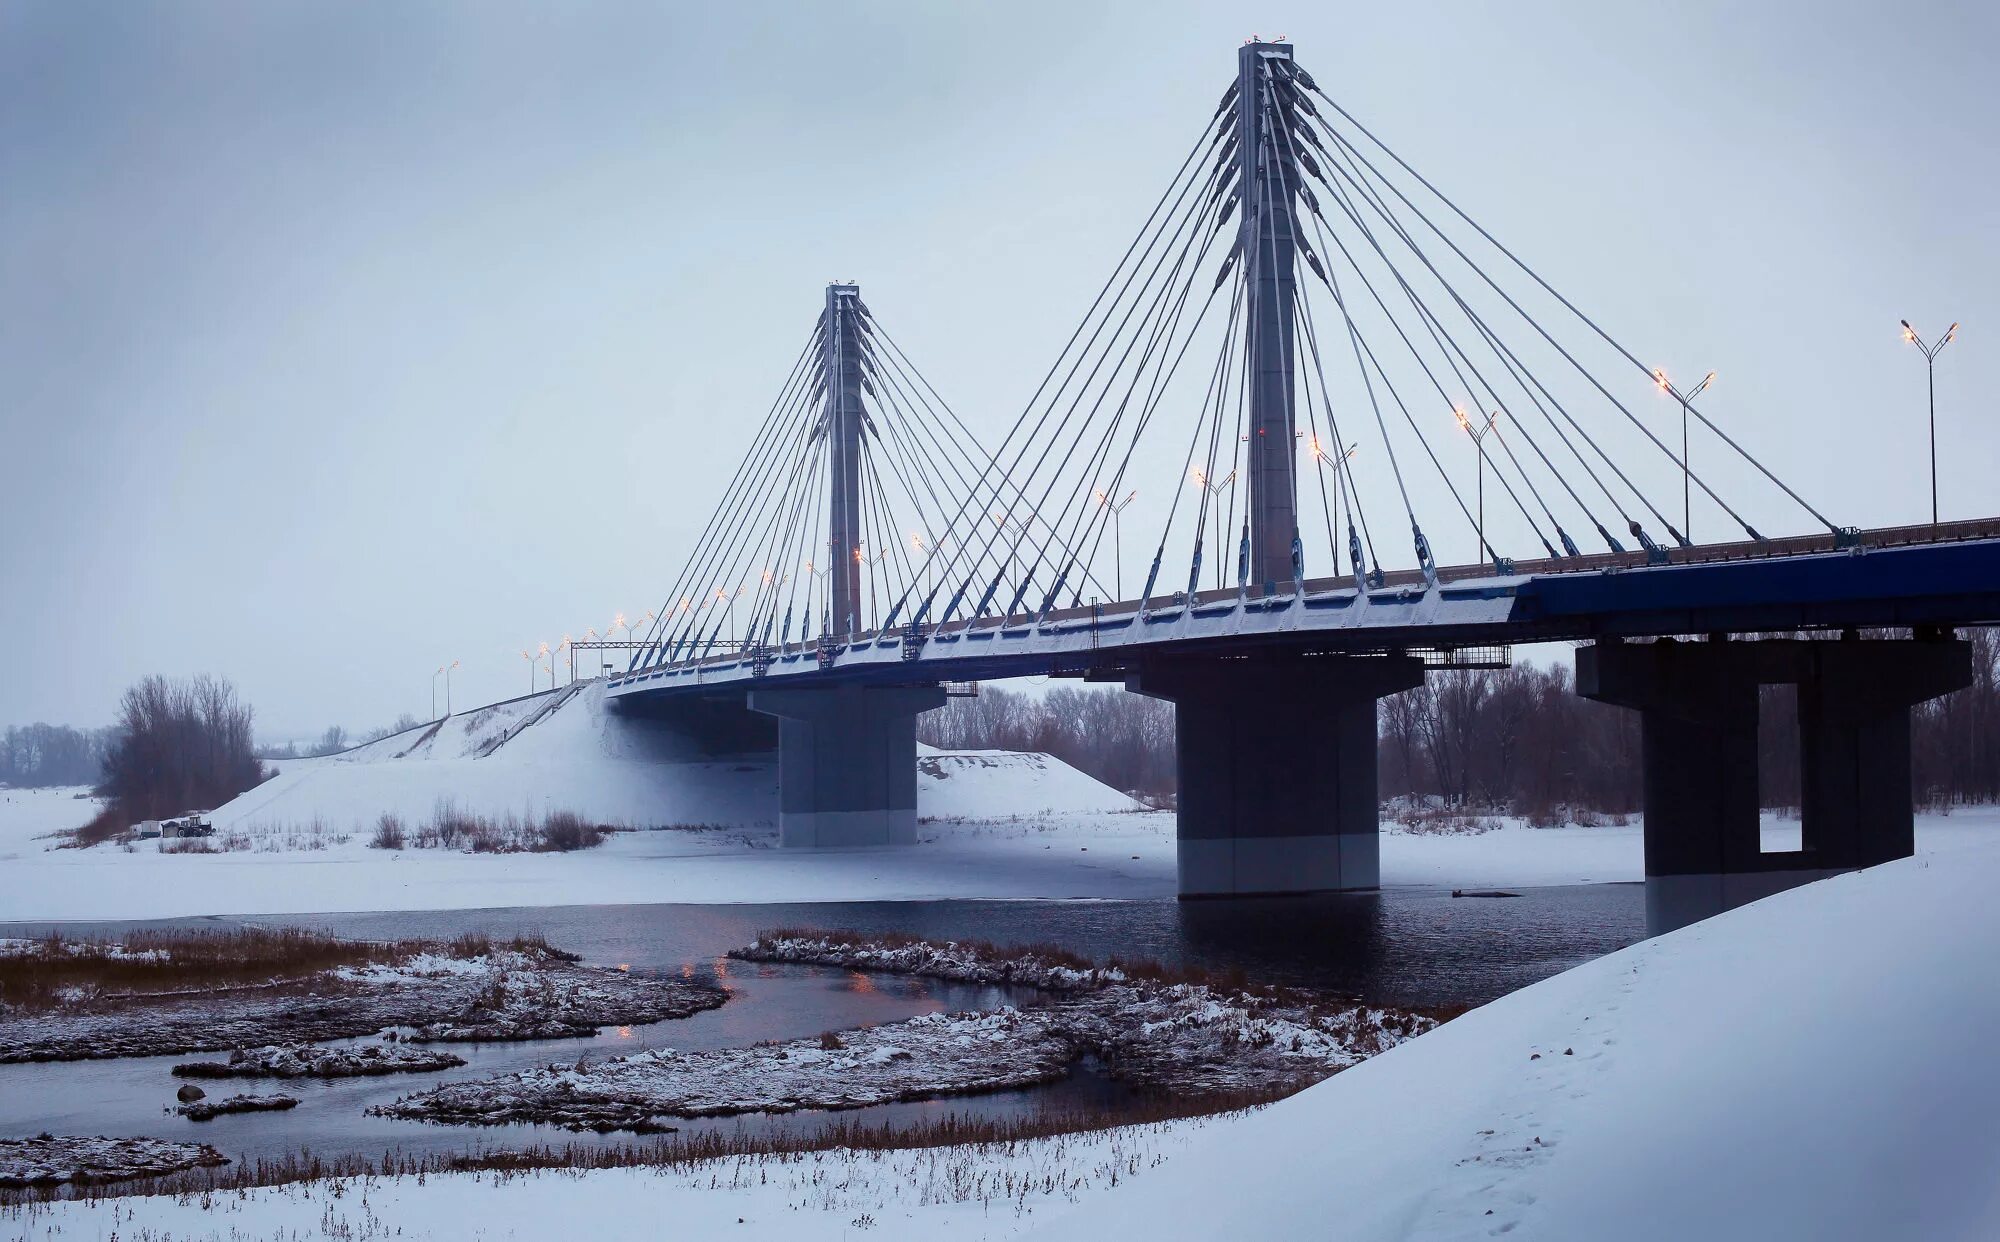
[{"x1": 610, "y1": 40, "x2": 2000, "y2": 929}]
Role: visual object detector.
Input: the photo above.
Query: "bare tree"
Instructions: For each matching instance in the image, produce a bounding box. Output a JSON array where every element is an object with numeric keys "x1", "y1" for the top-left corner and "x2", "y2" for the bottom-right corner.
[{"x1": 98, "y1": 675, "x2": 266, "y2": 822}]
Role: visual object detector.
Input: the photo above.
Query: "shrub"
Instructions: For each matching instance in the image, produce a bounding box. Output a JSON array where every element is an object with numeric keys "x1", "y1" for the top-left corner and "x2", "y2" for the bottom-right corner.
[
  {"x1": 370, "y1": 813, "x2": 406, "y2": 850},
  {"x1": 535, "y1": 812, "x2": 604, "y2": 853}
]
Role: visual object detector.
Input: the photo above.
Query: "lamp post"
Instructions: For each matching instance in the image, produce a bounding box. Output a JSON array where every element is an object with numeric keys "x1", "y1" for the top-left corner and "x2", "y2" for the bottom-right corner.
[
  {"x1": 1310, "y1": 437, "x2": 1359, "y2": 566},
  {"x1": 989, "y1": 510, "x2": 1018, "y2": 609},
  {"x1": 431, "y1": 665, "x2": 445, "y2": 720},
  {"x1": 445, "y1": 659, "x2": 459, "y2": 715},
  {"x1": 1093, "y1": 488, "x2": 1138, "y2": 599},
  {"x1": 1651, "y1": 368, "x2": 1714, "y2": 541},
  {"x1": 1454, "y1": 407, "x2": 1500, "y2": 562},
  {"x1": 1901, "y1": 320, "x2": 1958, "y2": 524},
  {"x1": 537, "y1": 641, "x2": 553, "y2": 690},
  {"x1": 1189, "y1": 468, "x2": 1237, "y2": 590},
  {"x1": 804, "y1": 559, "x2": 831, "y2": 639},
  {"x1": 521, "y1": 649, "x2": 535, "y2": 693},
  {"x1": 910, "y1": 532, "x2": 930, "y2": 601}
]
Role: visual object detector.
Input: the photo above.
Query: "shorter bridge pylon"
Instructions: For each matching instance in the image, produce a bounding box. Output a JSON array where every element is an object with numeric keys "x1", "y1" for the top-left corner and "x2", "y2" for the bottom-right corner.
[{"x1": 1131, "y1": 653, "x2": 1424, "y2": 897}]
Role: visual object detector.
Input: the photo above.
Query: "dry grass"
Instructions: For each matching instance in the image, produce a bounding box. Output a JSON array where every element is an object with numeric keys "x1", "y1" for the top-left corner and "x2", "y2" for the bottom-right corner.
[
  {"x1": 761, "y1": 927, "x2": 1097, "y2": 974},
  {"x1": 0, "y1": 1087, "x2": 1292, "y2": 1206},
  {"x1": 405, "y1": 803, "x2": 609, "y2": 853},
  {"x1": 0, "y1": 928, "x2": 568, "y2": 1013}
]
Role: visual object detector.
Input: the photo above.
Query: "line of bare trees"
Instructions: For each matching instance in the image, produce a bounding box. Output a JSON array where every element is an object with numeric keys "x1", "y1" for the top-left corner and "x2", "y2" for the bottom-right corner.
[
  {"x1": 0, "y1": 723, "x2": 117, "y2": 788},
  {"x1": 926, "y1": 629, "x2": 2000, "y2": 814},
  {"x1": 919, "y1": 685, "x2": 1176, "y2": 797}
]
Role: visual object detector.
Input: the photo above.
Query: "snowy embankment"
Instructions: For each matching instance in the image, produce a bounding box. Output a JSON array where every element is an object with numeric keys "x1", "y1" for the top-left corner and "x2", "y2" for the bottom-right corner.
[
  {"x1": 1035, "y1": 839, "x2": 2000, "y2": 1242},
  {"x1": 9, "y1": 839, "x2": 1997, "y2": 1238},
  {"x1": 227, "y1": 681, "x2": 1141, "y2": 835},
  {"x1": 0, "y1": 683, "x2": 1164, "y2": 920}
]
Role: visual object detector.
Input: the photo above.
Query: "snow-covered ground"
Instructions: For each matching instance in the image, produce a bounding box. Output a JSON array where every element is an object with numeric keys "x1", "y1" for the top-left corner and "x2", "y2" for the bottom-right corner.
[
  {"x1": 7, "y1": 769, "x2": 1999, "y2": 921},
  {"x1": 1036, "y1": 838, "x2": 2000, "y2": 1242},
  {"x1": 0, "y1": 1122, "x2": 1215, "y2": 1239},
  {"x1": 8, "y1": 834, "x2": 1997, "y2": 1239},
  {"x1": 224, "y1": 681, "x2": 1140, "y2": 833}
]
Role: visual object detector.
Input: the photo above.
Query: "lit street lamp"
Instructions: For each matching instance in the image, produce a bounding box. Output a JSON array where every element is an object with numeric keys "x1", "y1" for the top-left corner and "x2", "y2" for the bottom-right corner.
[
  {"x1": 1454, "y1": 407, "x2": 1501, "y2": 563},
  {"x1": 1093, "y1": 488, "x2": 1138, "y2": 599},
  {"x1": 1189, "y1": 467, "x2": 1237, "y2": 590},
  {"x1": 803, "y1": 559, "x2": 832, "y2": 638},
  {"x1": 1651, "y1": 368, "x2": 1714, "y2": 542},
  {"x1": 1900, "y1": 320, "x2": 1958, "y2": 524}
]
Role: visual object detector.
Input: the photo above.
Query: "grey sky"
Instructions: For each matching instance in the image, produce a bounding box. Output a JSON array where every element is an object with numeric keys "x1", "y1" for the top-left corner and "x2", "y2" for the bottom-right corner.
[{"x1": 3, "y1": 1, "x2": 1994, "y2": 739}]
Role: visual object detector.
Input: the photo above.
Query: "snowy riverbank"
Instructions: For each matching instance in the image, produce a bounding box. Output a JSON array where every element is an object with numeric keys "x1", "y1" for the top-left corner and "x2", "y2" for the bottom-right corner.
[
  {"x1": 0, "y1": 936, "x2": 721, "y2": 1064},
  {"x1": 373, "y1": 935, "x2": 1431, "y2": 1131},
  {"x1": 7, "y1": 835, "x2": 1996, "y2": 1238}
]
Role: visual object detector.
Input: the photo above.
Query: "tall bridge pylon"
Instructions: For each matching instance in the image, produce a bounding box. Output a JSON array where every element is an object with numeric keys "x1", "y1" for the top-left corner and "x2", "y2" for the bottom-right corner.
[
  {"x1": 824, "y1": 282, "x2": 866, "y2": 636},
  {"x1": 1238, "y1": 40, "x2": 1303, "y2": 591}
]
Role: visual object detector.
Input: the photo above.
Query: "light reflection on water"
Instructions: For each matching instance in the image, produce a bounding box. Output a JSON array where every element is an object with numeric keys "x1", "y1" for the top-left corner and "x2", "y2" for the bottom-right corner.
[{"x1": 0, "y1": 885, "x2": 1643, "y2": 1167}]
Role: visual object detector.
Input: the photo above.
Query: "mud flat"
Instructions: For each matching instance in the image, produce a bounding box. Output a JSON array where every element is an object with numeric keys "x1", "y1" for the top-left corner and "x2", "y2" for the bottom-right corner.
[
  {"x1": 0, "y1": 936, "x2": 725, "y2": 1063},
  {"x1": 375, "y1": 933, "x2": 1437, "y2": 1132},
  {"x1": 177, "y1": 1094, "x2": 300, "y2": 1122},
  {"x1": 173, "y1": 1042, "x2": 467, "y2": 1078},
  {"x1": 0, "y1": 1137, "x2": 229, "y2": 1188}
]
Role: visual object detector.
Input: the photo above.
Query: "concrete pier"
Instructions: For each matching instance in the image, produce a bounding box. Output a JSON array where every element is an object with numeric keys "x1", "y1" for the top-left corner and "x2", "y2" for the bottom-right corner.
[
  {"x1": 747, "y1": 684, "x2": 945, "y2": 848},
  {"x1": 1578, "y1": 636, "x2": 1971, "y2": 933},
  {"x1": 1131, "y1": 654, "x2": 1424, "y2": 897}
]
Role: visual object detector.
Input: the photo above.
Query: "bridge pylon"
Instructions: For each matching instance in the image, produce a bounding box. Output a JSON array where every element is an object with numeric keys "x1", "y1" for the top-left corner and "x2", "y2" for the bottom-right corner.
[
  {"x1": 1238, "y1": 40, "x2": 1304, "y2": 593},
  {"x1": 824, "y1": 281, "x2": 866, "y2": 636}
]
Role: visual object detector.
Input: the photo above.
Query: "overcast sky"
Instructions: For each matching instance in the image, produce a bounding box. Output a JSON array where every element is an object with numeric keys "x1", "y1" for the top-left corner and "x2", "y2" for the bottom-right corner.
[{"x1": 3, "y1": 1, "x2": 1994, "y2": 740}]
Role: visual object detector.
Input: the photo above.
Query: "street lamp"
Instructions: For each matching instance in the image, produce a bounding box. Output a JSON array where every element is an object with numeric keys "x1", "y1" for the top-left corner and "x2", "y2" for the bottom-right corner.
[
  {"x1": 445, "y1": 659, "x2": 460, "y2": 715},
  {"x1": 1454, "y1": 406, "x2": 1501, "y2": 563},
  {"x1": 803, "y1": 559, "x2": 831, "y2": 638},
  {"x1": 910, "y1": 532, "x2": 931, "y2": 600},
  {"x1": 1189, "y1": 467, "x2": 1237, "y2": 590},
  {"x1": 432, "y1": 665, "x2": 445, "y2": 720},
  {"x1": 520, "y1": 649, "x2": 535, "y2": 693},
  {"x1": 1651, "y1": 368, "x2": 1714, "y2": 541},
  {"x1": 1901, "y1": 320, "x2": 1958, "y2": 524},
  {"x1": 537, "y1": 641, "x2": 554, "y2": 689},
  {"x1": 1093, "y1": 488, "x2": 1138, "y2": 599}
]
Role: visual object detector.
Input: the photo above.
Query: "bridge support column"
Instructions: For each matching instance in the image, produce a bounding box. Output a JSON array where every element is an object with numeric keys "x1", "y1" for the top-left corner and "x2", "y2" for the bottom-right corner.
[
  {"x1": 1131, "y1": 655, "x2": 1424, "y2": 898},
  {"x1": 1577, "y1": 636, "x2": 1971, "y2": 934},
  {"x1": 748, "y1": 684, "x2": 945, "y2": 848}
]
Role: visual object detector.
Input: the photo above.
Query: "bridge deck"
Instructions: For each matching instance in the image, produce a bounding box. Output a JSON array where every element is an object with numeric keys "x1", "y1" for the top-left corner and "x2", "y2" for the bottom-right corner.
[{"x1": 609, "y1": 519, "x2": 2000, "y2": 700}]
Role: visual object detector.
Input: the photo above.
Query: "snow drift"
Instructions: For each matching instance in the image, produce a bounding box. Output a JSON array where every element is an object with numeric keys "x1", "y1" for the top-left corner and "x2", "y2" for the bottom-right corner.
[
  {"x1": 1031, "y1": 841, "x2": 2000, "y2": 1242},
  {"x1": 215, "y1": 682, "x2": 1139, "y2": 835}
]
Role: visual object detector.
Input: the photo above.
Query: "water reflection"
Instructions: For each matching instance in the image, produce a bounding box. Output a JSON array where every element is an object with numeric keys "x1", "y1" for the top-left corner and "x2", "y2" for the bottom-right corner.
[{"x1": 0, "y1": 885, "x2": 1644, "y2": 1167}]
